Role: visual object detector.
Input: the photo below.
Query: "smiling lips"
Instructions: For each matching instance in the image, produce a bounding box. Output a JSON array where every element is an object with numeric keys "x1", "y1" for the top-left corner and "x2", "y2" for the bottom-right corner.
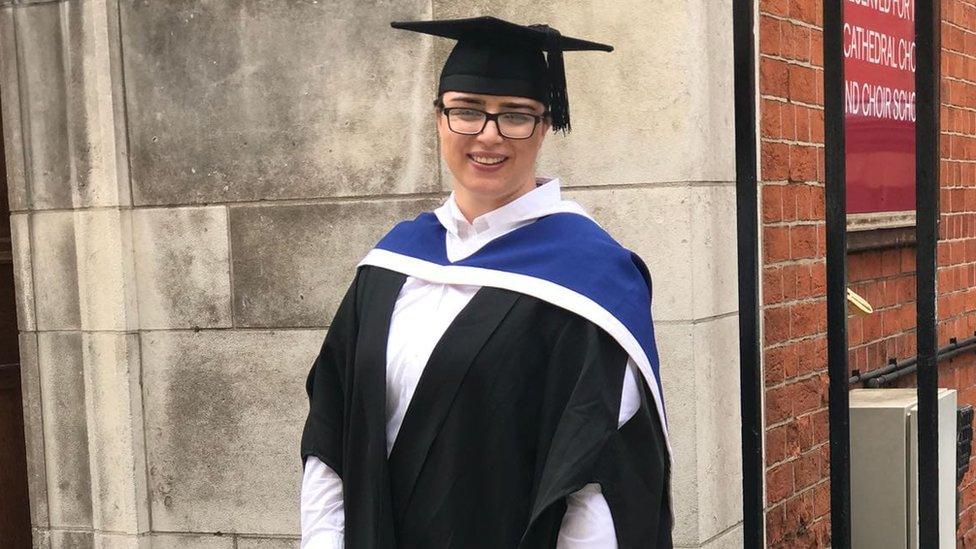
[{"x1": 468, "y1": 152, "x2": 508, "y2": 167}]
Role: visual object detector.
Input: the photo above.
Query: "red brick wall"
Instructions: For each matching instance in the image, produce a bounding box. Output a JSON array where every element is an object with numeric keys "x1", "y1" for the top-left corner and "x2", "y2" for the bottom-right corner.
[
  {"x1": 758, "y1": 0, "x2": 831, "y2": 545},
  {"x1": 847, "y1": 249, "x2": 918, "y2": 373},
  {"x1": 758, "y1": 0, "x2": 976, "y2": 547}
]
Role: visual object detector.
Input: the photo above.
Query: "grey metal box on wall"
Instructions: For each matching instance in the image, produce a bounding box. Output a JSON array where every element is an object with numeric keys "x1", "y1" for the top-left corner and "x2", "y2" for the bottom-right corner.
[{"x1": 849, "y1": 388, "x2": 957, "y2": 549}]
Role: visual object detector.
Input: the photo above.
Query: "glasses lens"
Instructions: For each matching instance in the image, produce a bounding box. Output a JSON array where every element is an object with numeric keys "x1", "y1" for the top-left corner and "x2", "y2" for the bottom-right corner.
[
  {"x1": 447, "y1": 109, "x2": 486, "y2": 134},
  {"x1": 498, "y1": 113, "x2": 537, "y2": 139}
]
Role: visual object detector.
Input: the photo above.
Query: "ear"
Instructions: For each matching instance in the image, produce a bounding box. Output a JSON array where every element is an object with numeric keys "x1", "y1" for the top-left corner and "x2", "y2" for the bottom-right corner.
[
  {"x1": 433, "y1": 95, "x2": 446, "y2": 130},
  {"x1": 435, "y1": 107, "x2": 446, "y2": 133}
]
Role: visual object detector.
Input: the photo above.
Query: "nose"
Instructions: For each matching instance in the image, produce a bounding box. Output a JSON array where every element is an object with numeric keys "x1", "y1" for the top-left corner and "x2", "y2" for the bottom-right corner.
[{"x1": 477, "y1": 118, "x2": 505, "y2": 145}]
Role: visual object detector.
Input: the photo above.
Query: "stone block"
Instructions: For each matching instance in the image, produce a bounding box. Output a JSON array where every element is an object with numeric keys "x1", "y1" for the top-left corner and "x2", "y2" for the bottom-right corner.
[
  {"x1": 74, "y1": 209, "x2": 139, "y2": 331},
  {"x1": 132, "y1": 206, "x2": 232, "y2": 329},
  {"x1": 229, "y1": 197, "x2": 441, "y2": 327},
  {"x1": 37, "y1": 331, "x2": 92, "y2": 528},
  {"x1": 689, "y1": 184, "x2": 738, "y2": 319},
  {"x1": 654, "y1": 315, "x2": 743, "y2": 546},
  {"x1": 91, "y1": 533, "x2": 152, "y2": 549},
  {"x1": 61, "y1": 0, "x2": 96, "y2": 206},
  {"x1": 432, "y1": 0, "x2": 735, "y2": 187},
  {"x1": 31, "y1": 527, "x2": 51, "y2": 549},
  {"x1": 692, "y1": 314, "x2": 742, "y2": 540},
  {"x1": 141, "y1": 328, "x2": 325, "y2": 535},
  {"x1": 120, "y1": 0, "x2": 440, "y2": 206},
  {"x1": 147, "y1": 534, "x2": 233, "y2": 549},
  {"x1": 103, "y1": 0, "x2": 136, "y2": 209},
  {"x1": 50, "y1": 531, "x2": 94, "y2": 549},
  {"x1": 13, "y1": 1, "x2": 72, "y2": 209},
  {"x1": 34, "y1": 207, "x2": 197, "y2": 332},
  {"x1": 236, "y1": 538, "x2": 299, "y2": 549},
  {"x1": 566, "y1": 186, "x2": 693, "y2": 322},
  {"x1": 5, "y1": 0, "x2": 126, "y2": 209},
  {"x1": 0, "y1": 6, "x2": 27, "y2": 211},
  {"x1": 701, "y1": 524, "x2": 744, "y2": 549},
  {"x1": 18, "y1": 332, "x2": 48, "y2": 527},
  {"x1": 10, "y1": 213, "x2": 35, "y2": 331},
  {"x1": 82, "y1": 332, "x2": 149, "y2": 533},
  {"x1": 653, "y1": 321, "x2": 698, "y2": 545},
  {"x1": 60, "y1": 0, "x2": 133, "y2": 209},
  {"x1": 31, "y1": 211, "x2": 81, "y2": 330}
]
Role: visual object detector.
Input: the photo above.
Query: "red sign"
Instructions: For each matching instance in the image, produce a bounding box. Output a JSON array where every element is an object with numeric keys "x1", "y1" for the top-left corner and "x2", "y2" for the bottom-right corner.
[{"x1": 844, "y1": 0, "x2": 916, "y2": 214}]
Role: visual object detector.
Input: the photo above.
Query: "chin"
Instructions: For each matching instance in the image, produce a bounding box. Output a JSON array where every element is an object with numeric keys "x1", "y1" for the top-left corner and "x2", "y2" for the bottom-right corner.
[
  {"x1": 458, "y1": 174, "x2": 519, "y2": 198},
  {"x1": 458, "y1": 183, "x2": 503, "y2": 202}
]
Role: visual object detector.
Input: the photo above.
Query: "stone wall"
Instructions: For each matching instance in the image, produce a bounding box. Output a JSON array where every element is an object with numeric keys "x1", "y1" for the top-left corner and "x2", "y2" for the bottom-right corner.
[{"x1": 0, "y1": 1, "x2": 739, "y2": 547}]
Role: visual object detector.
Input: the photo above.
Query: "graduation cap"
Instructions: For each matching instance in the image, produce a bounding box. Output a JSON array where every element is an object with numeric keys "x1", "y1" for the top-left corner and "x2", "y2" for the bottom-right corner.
[{"x1": 391, "y1": 16, "x2": 613, "y2": 133}]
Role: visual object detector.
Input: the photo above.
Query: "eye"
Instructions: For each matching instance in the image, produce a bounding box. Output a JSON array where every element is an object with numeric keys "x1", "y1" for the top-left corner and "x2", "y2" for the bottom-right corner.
[
  {"x1": 452, "y1": 109, "x2": 484, "y2": 121},
  {"x1": 499, "y1": 113, "x2": 535, "y2": 125}
]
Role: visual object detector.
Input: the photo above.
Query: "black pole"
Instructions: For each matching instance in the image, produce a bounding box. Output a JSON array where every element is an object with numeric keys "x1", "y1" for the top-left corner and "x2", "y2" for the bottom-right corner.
[
  {"x1": 823, "y1": 0, "x2": 852, "y2": 547},
  {"x1": 732, "y1": 1, "x2": 763, "y2": 546},
  {"x1": 915, "y1": 0, "x2": 941, "y2": 545},
  {"x1": 852, "y1": 334, "x2": 976, "y2": 387}
]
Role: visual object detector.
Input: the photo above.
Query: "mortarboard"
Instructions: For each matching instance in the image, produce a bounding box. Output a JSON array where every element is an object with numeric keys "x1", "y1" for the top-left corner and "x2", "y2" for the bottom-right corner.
[{"x1": 391, "y1": 16, "x2": 613, "y2": 133}]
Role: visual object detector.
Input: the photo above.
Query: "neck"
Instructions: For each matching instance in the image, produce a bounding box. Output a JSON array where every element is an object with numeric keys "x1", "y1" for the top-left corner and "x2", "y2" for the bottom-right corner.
[{"x1": 453, "y1": 177, "x2": 537, "y2": 223}]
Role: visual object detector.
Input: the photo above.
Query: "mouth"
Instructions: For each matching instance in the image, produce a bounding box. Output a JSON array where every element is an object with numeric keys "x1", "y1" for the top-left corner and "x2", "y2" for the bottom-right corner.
[{"x1": 467, "y1": 153, "x2": 509, "y2": 168}]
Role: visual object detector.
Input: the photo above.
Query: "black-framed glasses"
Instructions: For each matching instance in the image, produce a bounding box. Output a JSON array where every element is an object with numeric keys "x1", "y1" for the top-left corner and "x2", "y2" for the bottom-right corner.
[{"x1": 441, "y1": 107, "x2": 548, "y2": 139}]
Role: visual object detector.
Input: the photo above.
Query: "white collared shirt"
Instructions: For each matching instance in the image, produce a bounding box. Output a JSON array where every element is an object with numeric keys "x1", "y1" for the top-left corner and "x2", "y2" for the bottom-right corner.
[{"x1": 301, "y1": 178, "x2": 639, "y2": 549}]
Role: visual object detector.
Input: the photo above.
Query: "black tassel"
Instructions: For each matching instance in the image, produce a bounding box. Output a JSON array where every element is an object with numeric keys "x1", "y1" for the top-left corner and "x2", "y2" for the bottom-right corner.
[{"x1": 531, "y1": 24, "x2": 570, "y2": 133}]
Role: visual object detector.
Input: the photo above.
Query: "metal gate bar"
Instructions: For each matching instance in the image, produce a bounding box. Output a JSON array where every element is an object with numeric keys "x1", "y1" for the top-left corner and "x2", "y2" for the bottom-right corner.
[
  {"x1": 731, "y1": 1, "x2": 763, "y2": 546},
  {"x1": 823, "y1": 1, "x2": 852, "y2": 547},
  {"x1": 738, "y1": 1, "x2": 942, "y2": 546},
  {"x1": 915, "y1": 0, "x2": 942, "y2": 545}
]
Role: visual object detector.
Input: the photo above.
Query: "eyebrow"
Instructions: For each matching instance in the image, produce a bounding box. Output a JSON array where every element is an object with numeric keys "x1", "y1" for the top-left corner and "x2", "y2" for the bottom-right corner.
[{"x1": 450, "y1": 96, "x2": 540, "y2": 111}]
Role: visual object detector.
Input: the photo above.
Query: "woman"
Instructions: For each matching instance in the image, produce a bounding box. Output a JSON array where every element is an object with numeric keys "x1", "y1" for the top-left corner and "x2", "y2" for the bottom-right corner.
[{"x1": 300, "y1": 16, "x2": 673, "y2": 548}]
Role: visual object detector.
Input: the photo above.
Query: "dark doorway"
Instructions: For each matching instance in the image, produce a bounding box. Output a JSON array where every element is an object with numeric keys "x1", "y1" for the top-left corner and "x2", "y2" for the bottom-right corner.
[{"x1": 0, "y1": 111, "x2": 32, "y2": 545}]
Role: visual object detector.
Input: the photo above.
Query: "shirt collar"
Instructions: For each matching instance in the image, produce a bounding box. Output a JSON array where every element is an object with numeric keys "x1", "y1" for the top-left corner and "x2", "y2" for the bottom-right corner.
[{"x1": 434, "y1": 177, "x2": 562, "y2": 238}]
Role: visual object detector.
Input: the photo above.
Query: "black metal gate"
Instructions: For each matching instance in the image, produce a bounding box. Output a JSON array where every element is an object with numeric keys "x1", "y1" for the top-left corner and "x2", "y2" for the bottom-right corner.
[{"x1": 733, "y1": 1, "x2": 943, "y2": 546}]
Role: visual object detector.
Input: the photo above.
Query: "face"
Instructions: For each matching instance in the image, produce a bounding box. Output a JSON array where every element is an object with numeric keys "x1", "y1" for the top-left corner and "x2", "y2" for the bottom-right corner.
[{"x1": 436, "y1": 91, "x2": 550, "y2": 212}]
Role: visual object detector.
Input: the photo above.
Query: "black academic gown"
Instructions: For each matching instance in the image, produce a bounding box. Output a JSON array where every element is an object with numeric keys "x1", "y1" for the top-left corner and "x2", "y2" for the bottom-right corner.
[{"x1": 300, "y1": 265, "x2": 673, "y2": 548}]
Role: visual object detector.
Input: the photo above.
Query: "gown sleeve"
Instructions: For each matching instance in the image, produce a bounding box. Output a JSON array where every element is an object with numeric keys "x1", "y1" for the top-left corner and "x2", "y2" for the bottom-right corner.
[
  {"x1": 556, "y1": 360, "x2": 641, "y2": 548},
  {"x1": 300, "y1": 271, "x2": 361, "y2": 476},
  {"x1": 523, "y1": 315, "x2": 672, "y2": 548}
]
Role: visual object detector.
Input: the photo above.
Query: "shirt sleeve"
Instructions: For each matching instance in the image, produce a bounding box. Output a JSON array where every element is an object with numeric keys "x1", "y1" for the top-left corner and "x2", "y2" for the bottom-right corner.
[
  {"x1": 617, "y1": 357, "x2": 641, "y2": 428},
  {"x1": 300, "y1": 455, "x2": 345, "y2": 549},
  {"x1": 556, "y1": 358, "x2": 640, "y2": 548},
  {"x1": 557, "y1": 483, "x2": 617, "y2": 548}
]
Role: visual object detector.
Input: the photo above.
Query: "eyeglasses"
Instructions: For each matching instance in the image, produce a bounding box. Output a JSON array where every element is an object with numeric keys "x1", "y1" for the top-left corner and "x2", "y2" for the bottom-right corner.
[{"x1": 441, "y1": 107, "x2": 548, "y2": 139}]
